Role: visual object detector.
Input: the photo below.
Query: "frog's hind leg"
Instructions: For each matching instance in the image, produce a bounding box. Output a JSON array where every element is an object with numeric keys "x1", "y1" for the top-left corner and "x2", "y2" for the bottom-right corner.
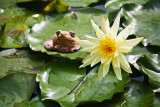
[{"x1": 43, "y1": 40, "x2": 54, "y2": 51}]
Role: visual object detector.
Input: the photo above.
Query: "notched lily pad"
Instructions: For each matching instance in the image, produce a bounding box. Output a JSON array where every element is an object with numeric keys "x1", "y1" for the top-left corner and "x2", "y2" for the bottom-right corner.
[
  {"x1": 0, "y1": 8, "x2": 45, "y2": 48},
  {"x1": 27, "y1": 8, "x2": 108, "y2": 59},
  {"x1": 0, "y1": 48, "x2": 46, "y2": 79},
  {"x1": 37, "y1": 60, "x2": 130, "y2": 107}
]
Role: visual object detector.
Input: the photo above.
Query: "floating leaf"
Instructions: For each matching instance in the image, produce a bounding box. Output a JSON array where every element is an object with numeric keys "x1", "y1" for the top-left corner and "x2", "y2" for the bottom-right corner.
[
  {"x1": 0, "y1": 0, "x2": 32, "y2": 9},
  {"x1": 105, "y1": 0, "x2": 149, "y2": 11},
  {"x1": 122, "y1": 1, "x2": 160, "y2": 46},
  {"x1": 154, "y1": 94, "x2": 160, "y2": 107},
  {"x1": 37, "y1": 60, "x2": 130, "y2": 107},
  {"x1": 14, "y1": 96, "x2": 60, "y2": 107},
  {"x1": 63, "y1": 0, "x2": 99, "y2": 7},
  {"x1": 79, "y1": 80, "x2": 154, "y2": 107},
  {"x1": 27, "y1": 8, "x2": 109, "y2": 59},
  {"x1": 0, "y1": 8, "x2": 45, "y2": 48},
  {"x1": 0, "y1": 49, "x2": 45, "y2": 79},
  {"x1": 0, "y1": 72, "x2": 36, "y2": 107},
  {"x1": 136, "y1": 53, "x2": 160, "y2": 92}
]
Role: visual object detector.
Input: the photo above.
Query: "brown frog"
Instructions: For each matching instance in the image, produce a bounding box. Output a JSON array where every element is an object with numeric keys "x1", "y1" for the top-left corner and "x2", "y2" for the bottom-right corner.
[{"x1": 43, "y1": 30, "x2": 80, "y2": 52}]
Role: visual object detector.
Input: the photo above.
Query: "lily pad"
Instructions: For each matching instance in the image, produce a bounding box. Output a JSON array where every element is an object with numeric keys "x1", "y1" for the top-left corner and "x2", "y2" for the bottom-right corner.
[
  {"x1": 154, "y1": 94, "x2": 160, "y2": 107},
  {"x1": 14, "y1": 96, "x2": 60, "y2": 107},
  {"x1": 136, "y1": 53, "x2": 160, "y2": 92},
  {"x1": 0, "y1": 8, "x2": 45, "y2": 48},
  {"x1": 37, "y1": 60, "x2": 130, "y2": 107},
  {"x1": 79, "y1": 80, "x2": 154, "y2": 107},
  {"x1": 0, "y1": 72, "x2": 36, "y2": 107},
  {"x1": 63, "y1": 0, "x2": 99, "y2": 7},
  {"x1": 105, "y1": 0, "x2": 149, "y2": 11},
  {"x1": 0, "y1": 49, "x2": 45, "y2": 79},
  {"x1": 122, "y1": 1, "x2": 160, "y2": 46},
  {"x1": 27, "y1": 8, "x2": 109, "y2": 59},
  {"x1": 0, "y1": 0, "x2": 32, "y2": 9},
  {"x1": 105, "y1": 80, "x2": 155, "y2": 107}
]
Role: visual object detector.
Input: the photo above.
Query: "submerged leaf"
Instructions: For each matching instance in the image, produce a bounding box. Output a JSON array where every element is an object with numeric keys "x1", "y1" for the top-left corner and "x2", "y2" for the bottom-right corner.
[{"x1": 44, "y1": 0, "x2": 70, "y2": 13}]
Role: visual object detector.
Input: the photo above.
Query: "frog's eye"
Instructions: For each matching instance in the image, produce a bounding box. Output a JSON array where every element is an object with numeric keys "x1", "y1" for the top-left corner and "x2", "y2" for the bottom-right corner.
[
  {"x1": 56, "y1": 31, "x2": 60, "y2": 36},
  {"x1": 70, "y1": 32, "x2": 75, "y2": 37}
]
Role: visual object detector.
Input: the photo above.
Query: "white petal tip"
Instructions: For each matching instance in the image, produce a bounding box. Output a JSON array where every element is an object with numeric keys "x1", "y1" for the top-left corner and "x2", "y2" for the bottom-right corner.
[{"x1": 118, "y1": 77, "x2": 122, "y2": 80}]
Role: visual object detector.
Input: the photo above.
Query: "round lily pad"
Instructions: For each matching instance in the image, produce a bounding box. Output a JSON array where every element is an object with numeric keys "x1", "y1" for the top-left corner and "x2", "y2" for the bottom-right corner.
[
  {"x1": 0, "y1": 8, "x2": 45, "y2": 48},
  {"x1": 0, "y1": 49, "x2": 45, "y2": 79},
  {"x1": 27, "y1": 8, "x2": 108, "y2": 59},
  {"x1": 37, "y1": 60, "x2": 130, "y2": 107}
]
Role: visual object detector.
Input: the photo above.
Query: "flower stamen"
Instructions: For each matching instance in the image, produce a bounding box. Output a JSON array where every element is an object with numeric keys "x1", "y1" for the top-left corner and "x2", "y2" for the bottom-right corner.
[{"x1": 99, "y1": 37, "x2": 117, "y2": 57}]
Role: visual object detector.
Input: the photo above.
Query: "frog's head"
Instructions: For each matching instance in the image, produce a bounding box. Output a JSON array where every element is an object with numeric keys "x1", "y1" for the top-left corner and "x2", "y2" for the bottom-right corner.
[{"x1": 56, "y1": 30, "x2": 79, "y2": 42}]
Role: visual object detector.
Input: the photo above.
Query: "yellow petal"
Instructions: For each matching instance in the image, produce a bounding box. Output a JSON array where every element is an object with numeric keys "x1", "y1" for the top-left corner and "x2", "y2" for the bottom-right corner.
[
  {"x1": 110, "y1": 10, "x2": 121, "y2": 39},
  {"x1": 80, "y1": 55, "x2": 92, "y2": 68},
  {"x1": 82, "y1": 54, "x2": 91, "y2": 63},
  {"x1": 101, "y1": 16, "x2": 110, "y2": 36},
  {"x1": 98, "y1": 64, "x2": 104, "y2": 81},
  {"x1": 91, "y1": 46, "x2": 101, "y2": 56},
  {"x1": 103, "y1": 61, "x2": 111, "y2": 77},
  {"x1": 101, "y1": 56, "x2": 112, "y2": 64},
  {"x1": 118, "y1": 46, "x2": 133, "y2": 53},
  {"x1": 76, "y1": 40, "x2": 95, "y2": 47},
  {"x1": 96, "y1": 30, "x2": 106, "y2": 40},
  {"x1": 91, "y1": 19, "x2": 106, "y2": 40},
  {"x1": 119, "y1": 53, "x2": 132, "y2": 73},
  {"x1": 85, "y1": 35, "x2": 99, "y2": 44},
  {"x1": 116, "y1": 23, "x2": 134, "y2": 40},
  {"x1": 124, "y1": 37, "x2": 144, "y2": 47},
  {"x1": 91, "y1": 55, "x2": 101, "y2": 67},
  {"x1": 80, "y1": 47, "x2": 94, "y2": 52},
  {"x1": 116, "y1": 36, "x2": 125, "y2": 47},
  {"x1": 112, "y1": 57, "x2": 122, "y2": 80},
  {"x1": 91, "y1": 19, "x2": 104, "y2": 34},
  {"x1": 101, "y1": 56, "x2": 107, "y2": 63}
]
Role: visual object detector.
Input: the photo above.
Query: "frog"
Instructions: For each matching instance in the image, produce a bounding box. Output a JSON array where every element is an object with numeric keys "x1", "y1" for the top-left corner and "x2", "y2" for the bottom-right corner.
[{"x1": 43, "y1": 30, "x2": 80, "y2": 53}]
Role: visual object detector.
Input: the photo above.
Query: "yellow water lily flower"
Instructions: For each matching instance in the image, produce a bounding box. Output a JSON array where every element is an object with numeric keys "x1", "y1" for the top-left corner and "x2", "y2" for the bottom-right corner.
[{"x1": 77, "y1": 11, "x2": 144, "y2": 80}]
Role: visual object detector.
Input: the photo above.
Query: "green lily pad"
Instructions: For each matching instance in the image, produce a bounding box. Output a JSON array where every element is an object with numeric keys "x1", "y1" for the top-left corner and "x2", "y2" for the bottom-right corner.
[
  {"x1": 105, "y1": 0, "x2": 149, "y2": 11},
  {"x1": 63, "y1": 0, "x2": 98, "y2": 7},
  {"x1": 154, "y1": 94, "x2": 160, "y2": 107},
  {"x1": 122, "y1": 1, "x2": 160, "y2": 46},
  {"x1": 0, "y1": 0, "x2": 32, "y2": 9},
  {"x1": 14, "y1": 96, "x2": 60, "y2": 107},
  {"x1": 105, "y1": 80, "x2": 155, "y2": 107},
  {"x1": 0, "y1": 49, "x2": 45, "y2": 79},
  {"x1": 79, "y1": 80, "x2": 154, "y2": 107},
  {"x1": 136, "y1": 53, "x2": 160, "y2": 92},
  {"x1": 0, "y1": 72, "x2": 36, "y2": 107},
  {"x1": 37, "y1": 60, "x2": 130, "y2": 107},
  {"x1": 27, "y1": 8, "x2": 109, "y2": 59},
  {"x1": 0, "y1": 8, "x2": 45, "y2": 48}
]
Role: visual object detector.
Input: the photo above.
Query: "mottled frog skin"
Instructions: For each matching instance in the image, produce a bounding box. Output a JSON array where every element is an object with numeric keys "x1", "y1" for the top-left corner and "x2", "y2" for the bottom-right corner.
[{"x1": 43, "y1": 30, "x2": 80, "y2": 52}]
